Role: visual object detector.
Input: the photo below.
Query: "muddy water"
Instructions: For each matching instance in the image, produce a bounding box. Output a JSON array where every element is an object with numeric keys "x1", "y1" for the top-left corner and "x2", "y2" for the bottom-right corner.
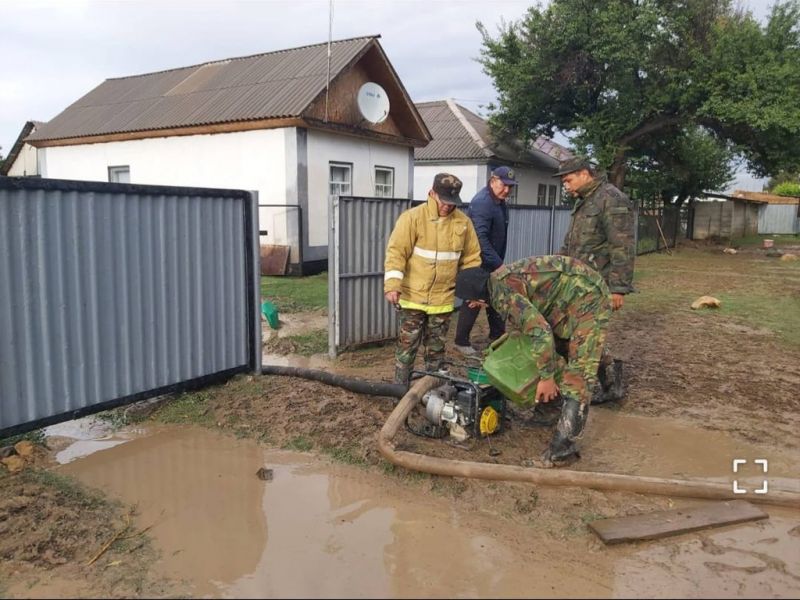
[
  {"x1": 52, "y1": 414, "x2": 800, "y2": 598},
  {"x1": 584, "y1": 410, "x2": 800, "y2": 485},
  {"x1": 56, "y1": 426, "x2": 608, "y2": 598}
]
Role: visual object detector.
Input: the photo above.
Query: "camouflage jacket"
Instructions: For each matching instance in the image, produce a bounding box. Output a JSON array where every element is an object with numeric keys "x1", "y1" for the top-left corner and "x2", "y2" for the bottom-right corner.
[
  {"x1": 488, "y1": 255, "x2": 610, "y2": 380},
  {"x1": 560, "y1": 177, "x2": 635, "y2": 294}
]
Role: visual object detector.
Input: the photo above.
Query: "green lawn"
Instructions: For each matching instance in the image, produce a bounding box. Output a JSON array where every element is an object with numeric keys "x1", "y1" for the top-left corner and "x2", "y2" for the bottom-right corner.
[
  {"x1": 627, "y1": 248, "x2": 800, "y2": 347},
  {"x1": 260, "y1": 272, "x2": 328, "y2": 313}
]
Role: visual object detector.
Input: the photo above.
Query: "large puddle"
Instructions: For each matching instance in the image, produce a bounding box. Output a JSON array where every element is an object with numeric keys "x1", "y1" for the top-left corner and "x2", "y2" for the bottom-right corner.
[{"x1": 50, "y1": 412, "x2": 800, "y2": 598}]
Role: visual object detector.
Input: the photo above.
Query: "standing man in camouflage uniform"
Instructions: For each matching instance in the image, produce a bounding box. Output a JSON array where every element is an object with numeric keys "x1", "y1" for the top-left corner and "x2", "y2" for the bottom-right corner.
[
  {"x1": 384, "y1": 173, "x2": 482, "y2": 386},
  {"x1": 554, "y1": 157, "x2": 635, "y2": 403},
  {"x1": 455, "y1": 256, "x2": 611, "y2": 466}
]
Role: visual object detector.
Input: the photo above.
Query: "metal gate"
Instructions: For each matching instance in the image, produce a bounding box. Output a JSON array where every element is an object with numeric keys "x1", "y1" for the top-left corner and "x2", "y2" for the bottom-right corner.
[
  {"x1": 329, "y1": 197, "x2": 571, "y2": 356},
  {"x1": 0, "y1": 177, "x2": 261, "y2": 437}
]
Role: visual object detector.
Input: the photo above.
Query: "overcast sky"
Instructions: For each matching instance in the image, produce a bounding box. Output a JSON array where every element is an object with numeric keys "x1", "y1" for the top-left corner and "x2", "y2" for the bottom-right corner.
[{"x1": 1, "y1": 0, "x2": 774, "y2": 190}]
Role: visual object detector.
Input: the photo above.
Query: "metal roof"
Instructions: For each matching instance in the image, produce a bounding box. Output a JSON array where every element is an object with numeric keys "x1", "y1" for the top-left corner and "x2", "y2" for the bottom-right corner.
[
  {"x1": 413, "y1": 100, "x2": 567, "y2": 170},
  {"x1": 28, "y1": 37, "x2": 379, "y2": 142}
]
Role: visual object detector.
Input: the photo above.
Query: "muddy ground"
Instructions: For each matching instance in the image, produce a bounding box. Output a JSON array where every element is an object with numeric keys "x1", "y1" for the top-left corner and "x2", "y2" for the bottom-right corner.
[{"x1": 2, "y1": 240, "x2": 799, "y2": 597}]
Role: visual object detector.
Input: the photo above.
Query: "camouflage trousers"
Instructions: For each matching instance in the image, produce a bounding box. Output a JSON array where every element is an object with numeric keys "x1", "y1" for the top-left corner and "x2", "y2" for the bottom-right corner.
[
  {"x1": 394, "y1": 308, "x2": 453, "y2": 380},
  {"x1": 550, "y1": 291, "x2": 612, "y2": 406}
]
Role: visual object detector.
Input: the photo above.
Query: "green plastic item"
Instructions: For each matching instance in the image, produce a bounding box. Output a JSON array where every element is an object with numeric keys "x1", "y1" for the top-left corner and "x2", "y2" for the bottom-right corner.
[
  {"x1": 261, "y1": 300, "x2": 279, "y2": 330},
  {"x1": 466, "y1": 366, "x2": 490, "y2": 385},
  {"x1": 482, "y1": 332, "x2": 542, "y2": 408}
]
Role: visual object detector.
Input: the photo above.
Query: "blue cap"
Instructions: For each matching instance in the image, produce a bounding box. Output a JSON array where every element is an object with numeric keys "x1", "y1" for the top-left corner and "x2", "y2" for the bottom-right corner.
[{"x1": 491, "y1": 166, "x2": 517, "y2": 186}]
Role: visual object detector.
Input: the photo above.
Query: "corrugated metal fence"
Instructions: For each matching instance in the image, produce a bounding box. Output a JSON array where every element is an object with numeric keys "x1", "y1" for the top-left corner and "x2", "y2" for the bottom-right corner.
[
  {"x1": 0, "y1": 177, "x2": 261, "y2": 437},
  {"x1": 329, "y1": 197, "x2": 571, "y2": 355},
  {"x1": 759, "y1": 204, "x2": 800, "y2": 234}
]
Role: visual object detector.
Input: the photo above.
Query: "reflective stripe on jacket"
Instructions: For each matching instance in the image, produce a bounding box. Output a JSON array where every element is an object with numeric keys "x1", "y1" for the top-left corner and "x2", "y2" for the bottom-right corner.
[{"x1": 384, "y1": 196, "x2": 482, "y2": 312}]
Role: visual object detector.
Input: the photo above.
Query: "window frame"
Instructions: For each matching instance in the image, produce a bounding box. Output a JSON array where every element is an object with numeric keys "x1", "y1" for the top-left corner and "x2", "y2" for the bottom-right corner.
[
  {"x1": 108, "y1": 165, "x2": 130, "y2": 183},
  {"x1": 329, "y1": 162, "x2": 353, "y2": 199},
  {"x1": 537, "y1": 183, "x2": 548, "y2": 206},
  {"x1": 548, "y1": 184, "x2": 558, "y2": 207},
  {"x1": 374, "y1": 165, "x2": 394, "y2": 198}
]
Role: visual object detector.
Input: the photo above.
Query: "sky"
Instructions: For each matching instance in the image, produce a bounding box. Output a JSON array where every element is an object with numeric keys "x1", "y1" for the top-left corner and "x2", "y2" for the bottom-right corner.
[{"x1": 0, "y1": 0, "x2": 775, "y2": 191}]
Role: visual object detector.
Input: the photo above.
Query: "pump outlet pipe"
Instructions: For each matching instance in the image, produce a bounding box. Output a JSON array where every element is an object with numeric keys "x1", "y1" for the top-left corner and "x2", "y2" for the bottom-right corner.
[
  {"x1": 261, "y1": 365, "x2": 406, "y2": 399},
  {"x1": 377, "y1": 376, "x2": 800, "y2": 509}
]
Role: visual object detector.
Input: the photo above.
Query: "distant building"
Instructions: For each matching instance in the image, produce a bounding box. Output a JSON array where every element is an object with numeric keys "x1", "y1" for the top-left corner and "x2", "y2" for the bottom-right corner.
[
  {"x1": 1, "y1": 121, "x2": 42, "y2": 177},
  {"x1": 697, "y1": 190, "x2": 800, "y2": 237},
  {"x1": 413, "y1": 99, "x2": 572, "y2": 205}
]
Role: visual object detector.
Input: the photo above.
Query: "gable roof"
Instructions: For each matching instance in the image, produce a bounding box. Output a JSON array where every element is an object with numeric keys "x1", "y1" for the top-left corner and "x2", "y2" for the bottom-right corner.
[
  {"x1": 413, "y1": 100, "x2": 571, "y2": 169},
  {"x1": 27, "y1": 36, "x2": 430, "y2": 147},
  {"x1": 0, "y1": 120, "x2": 43, "y2": 176}
]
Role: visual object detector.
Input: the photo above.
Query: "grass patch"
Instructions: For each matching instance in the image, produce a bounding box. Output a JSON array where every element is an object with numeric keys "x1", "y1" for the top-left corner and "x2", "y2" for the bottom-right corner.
[
  {"x1": 264, "y1": 329, "x2": 328, "y2": 356},
  {"x1": 0, "y1": 428, "x2": 45, "y2": 449},
  {"x1": 151, "y1": 391, "x2": 215, "y2": 426},
  {"x1": 287, "y1": 330, "x2": 328, "y2": 355},
  {"x1": 712, "y1": 292, "x2": 800, "y2": 346},
  {"x1": 24, "y1": 469, "x2": 109, "y2": 510},
  {"x1": 731, "y1": 233, "x2": 800, "y2": 247},
  {"x1": 323, "y1": 444, "x2": 368, "y2": 466},
  {"x1": 261, "y1": 272, "x2": 328, "y2": 313},
  {"x1": 284, "y1": 436, "x2": 314, "y2": 452}
]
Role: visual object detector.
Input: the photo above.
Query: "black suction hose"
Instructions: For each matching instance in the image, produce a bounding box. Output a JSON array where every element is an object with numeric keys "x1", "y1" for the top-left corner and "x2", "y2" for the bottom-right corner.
[{"x1": 260, "y1": 365, "x2": 406, "y2": 399}]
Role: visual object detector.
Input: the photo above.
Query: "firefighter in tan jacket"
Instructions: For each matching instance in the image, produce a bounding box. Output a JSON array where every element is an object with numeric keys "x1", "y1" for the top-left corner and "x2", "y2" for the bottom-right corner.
[{"x1": 384, "y1": 173, "x2": 482, "y2": 385}]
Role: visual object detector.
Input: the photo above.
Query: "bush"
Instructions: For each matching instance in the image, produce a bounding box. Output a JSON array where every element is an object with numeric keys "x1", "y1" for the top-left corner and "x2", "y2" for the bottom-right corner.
[{"x1": 772, "y1": 182, "x2": 800, "y2": 197}]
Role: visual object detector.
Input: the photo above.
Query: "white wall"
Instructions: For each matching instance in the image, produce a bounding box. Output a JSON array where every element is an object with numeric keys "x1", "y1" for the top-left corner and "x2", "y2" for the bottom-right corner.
[
  {"x1": 413, "y1": 163, "x2": 562, "y2": 206},
  {"x1": 414, "y1": 164, "x2": 485, "y2": 202},
  {"x1": 7, "y1": 143, "x2": 39, "y2": 176},
  {"x1": 39, "y1": 128, "x2": 292, "y2": 244},
  {"x1": 306, "y1": 129, "x2": 411, "y2": 247},
  {"x1": 40, "y1": 128, "x2": 286, "y2": 194},
  {"x1": 512, "y1": 166, "x2": 562, "y2": 206}
]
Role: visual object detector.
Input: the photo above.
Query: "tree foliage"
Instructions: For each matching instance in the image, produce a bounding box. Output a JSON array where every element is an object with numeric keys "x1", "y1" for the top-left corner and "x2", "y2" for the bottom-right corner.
[
  {"x1": 772, "y1": 181, "x2": 800, "y2": 196},
  {"x1": 625, "y1": 126, "x2": 734, "y2": 206},
  {"x1": 478, "y1": 0, "x2": 800, "y2": 193}
]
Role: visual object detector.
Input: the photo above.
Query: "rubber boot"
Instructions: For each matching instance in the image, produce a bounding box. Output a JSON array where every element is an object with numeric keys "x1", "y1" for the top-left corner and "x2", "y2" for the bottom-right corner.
[
  {"x1": 591, "y1": 359, "x2": 625, "y2": 405},
  {"x1": 394, "y1": 364, "x2": 411, "y2": 387},
  {"x1": 606, "y1": 359, "x2": 625, "y2": 401},
  {"x1": 518, "y1": 395, "x2": 563, "y2": 427},
  {"x1": 541, "y1": 396, "x2": 588, "y2": 467}
]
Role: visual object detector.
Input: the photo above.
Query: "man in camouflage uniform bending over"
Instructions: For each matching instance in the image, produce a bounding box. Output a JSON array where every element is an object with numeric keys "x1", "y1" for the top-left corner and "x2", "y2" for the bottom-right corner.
[
  {"x1": 455, "y1": 256, "x2": 611, "y2": 467},
  {"x1": 554, "y1": 157, "x2": 635, "y2": 403}
]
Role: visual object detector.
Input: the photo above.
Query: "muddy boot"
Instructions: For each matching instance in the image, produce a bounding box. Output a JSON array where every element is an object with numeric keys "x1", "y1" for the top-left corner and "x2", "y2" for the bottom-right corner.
[
  {"x1": 541, "y1": 396, "x2": 588, "y2": 467},
  {"x1": 394, "y1": 364, "x2": 411, "y2": 387},
  {"x1": 606, "y1": 359, "x2": 625, "y2": 401},
  {"x1": 592, "y1": 359, "x2": 625, "y2": 405},
  {"x1": 518, "y1": 396, "x2": 563, "y2": 427}
]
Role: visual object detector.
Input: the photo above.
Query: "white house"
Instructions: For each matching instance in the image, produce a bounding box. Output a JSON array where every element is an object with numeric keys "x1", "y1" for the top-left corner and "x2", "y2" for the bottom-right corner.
[
  {"x1": 413, "y1": 100, "x2": 572, "y2": 205},
  {"x1": 20, "y1": 36, "x2": 431, "y2": 274}
]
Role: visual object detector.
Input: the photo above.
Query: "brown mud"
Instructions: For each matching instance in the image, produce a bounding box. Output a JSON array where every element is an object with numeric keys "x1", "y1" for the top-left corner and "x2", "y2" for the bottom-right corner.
[{"x1": 2, "y1": 244, "x2": 799, "y2": 597}]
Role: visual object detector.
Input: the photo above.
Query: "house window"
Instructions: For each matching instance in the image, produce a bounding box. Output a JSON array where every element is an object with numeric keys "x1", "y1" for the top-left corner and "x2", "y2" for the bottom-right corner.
[
  {"x1": 108, "y1": 165, "x2": 130, "y2": 183},
  {"x1": 329, "y1": 163, "x2": 352, "y2": 198},
  {"x1": 537, "y1": 184, "x2": 547, "y2": 206},
  {"x1": 548, "y1": 185, "x2": 558, "y2": 206},
  {"x1": 507, "y1": 183, "x2": 518, "y2": 205},
  {"x1": 374, "y1": 166, "x2": 394, "y2": 197}
]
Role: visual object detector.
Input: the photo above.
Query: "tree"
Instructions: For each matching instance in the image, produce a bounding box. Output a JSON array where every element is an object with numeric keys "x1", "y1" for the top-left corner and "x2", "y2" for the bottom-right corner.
[
  {"x1": 478, "y1": 0, "x2": 800, "y2": 191},
  {"x1": 766, "y1": 170, "x2": 800, "y2": 190},
  {"x1": 625, "y1": 126, "x2": 735, "y2": 207}
]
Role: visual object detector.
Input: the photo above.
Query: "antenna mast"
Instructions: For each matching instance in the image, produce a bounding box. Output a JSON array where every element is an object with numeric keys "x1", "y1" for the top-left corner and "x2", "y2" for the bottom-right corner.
[{"x1": 324, "y1": 0, "x2": 333, "y2": 123}]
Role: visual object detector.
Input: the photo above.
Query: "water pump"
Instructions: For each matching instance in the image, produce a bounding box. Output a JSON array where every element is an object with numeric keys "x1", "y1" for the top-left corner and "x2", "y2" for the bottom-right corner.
[{"x1": 409, "y1": 369, "x2": 506, "y2": 441}]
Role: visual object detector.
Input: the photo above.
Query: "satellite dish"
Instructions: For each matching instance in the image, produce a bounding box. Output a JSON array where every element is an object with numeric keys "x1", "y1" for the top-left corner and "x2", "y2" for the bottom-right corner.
[{"x1": 357, "y1": 82, "x2": 390, "y2": 124}]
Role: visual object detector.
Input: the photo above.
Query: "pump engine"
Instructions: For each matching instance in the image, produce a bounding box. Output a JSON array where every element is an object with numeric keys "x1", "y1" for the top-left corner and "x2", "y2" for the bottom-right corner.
[{"x1": 410, "y1": 370, "x2": 506, "y2": 442}]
